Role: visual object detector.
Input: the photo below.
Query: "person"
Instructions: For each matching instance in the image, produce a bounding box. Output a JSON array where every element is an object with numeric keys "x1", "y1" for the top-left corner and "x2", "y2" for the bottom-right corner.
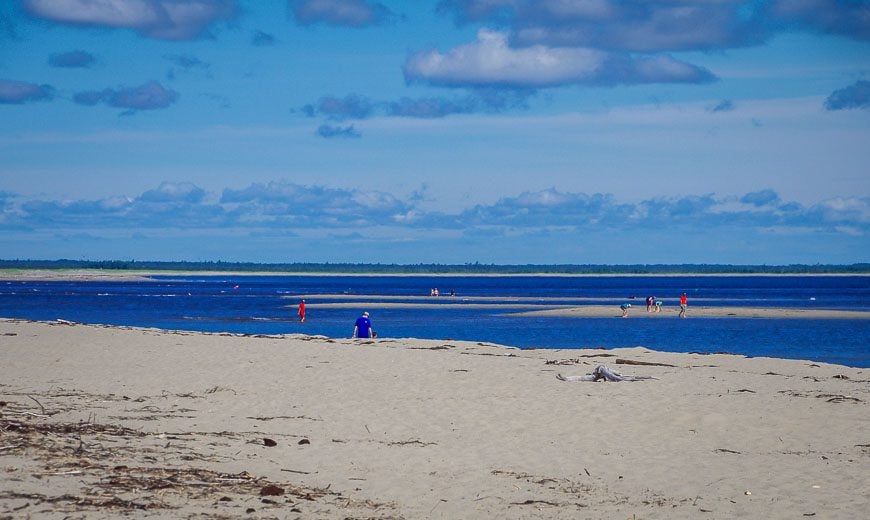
[
  {"x1": 297, "y1": 299, "x2": 305, "y2": 322},
  {"x1": 352, "y1": 311, "x2": 374, "y2": 339},
  {"x1": 679, "y1": 293, "x2": 687, "y2": 318},
  {"x1": 620, "y1": 303, "x2": 631, "y2": 318},
  {"x1": 646, "y1": 296, "x2": 654, "y2": 312},
  {"x1": 654, "y1": 299, "x2": 663, "y2": 313}
]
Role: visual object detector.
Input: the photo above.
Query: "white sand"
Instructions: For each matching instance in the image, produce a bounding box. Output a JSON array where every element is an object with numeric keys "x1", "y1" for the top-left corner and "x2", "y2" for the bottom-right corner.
[{"x1": 1, "y1": 318, "x2": 868, "y2": 519}]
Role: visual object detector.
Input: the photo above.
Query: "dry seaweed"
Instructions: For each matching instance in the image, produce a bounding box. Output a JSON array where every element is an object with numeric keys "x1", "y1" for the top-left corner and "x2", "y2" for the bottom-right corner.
[{"x1": 0, "y1": 416, "x2": 397, "y2": 518}]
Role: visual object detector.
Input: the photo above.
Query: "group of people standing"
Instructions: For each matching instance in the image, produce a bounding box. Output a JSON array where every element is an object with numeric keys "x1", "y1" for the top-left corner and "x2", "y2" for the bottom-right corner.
[
  {"x1": 622, "y1": 293, "x2": 688, "y2": 318},
  {"x1": 296, "y1": 291, "x2": 687, "y2": 337}
]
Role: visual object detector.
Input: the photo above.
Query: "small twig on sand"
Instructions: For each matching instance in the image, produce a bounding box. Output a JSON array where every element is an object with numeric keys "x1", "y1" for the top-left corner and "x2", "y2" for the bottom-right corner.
[
  {"x1": 5, "y1": 411, "x2": 51, "y2": 418},
  {"x1": 27, "y1": 395, "x2": 46, "y2": 415},
  {"x1": 38, "y1": 470, "x2": 84, "y2": 476},
  {"x1": 281, "y1": 468, "x2": 315, "y2": 475}
]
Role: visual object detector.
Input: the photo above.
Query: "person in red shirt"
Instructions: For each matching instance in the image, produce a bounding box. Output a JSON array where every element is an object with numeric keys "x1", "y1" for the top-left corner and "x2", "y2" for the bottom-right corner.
[
  {"x1": 679, "y1": 293, "x2": 687, "y2": 318},
  {"x1": 298, "y1": 299, "x2": 306, "y2": 322}
]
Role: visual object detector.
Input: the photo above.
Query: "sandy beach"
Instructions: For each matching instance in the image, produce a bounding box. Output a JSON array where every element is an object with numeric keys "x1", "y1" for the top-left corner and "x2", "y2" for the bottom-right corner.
[{"x1": 1, "y1": 318, "x2": 867, "y2": 519}]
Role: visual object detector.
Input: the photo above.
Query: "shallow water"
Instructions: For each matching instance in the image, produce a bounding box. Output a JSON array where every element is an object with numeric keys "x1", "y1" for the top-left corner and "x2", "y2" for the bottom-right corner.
[{"x1": 2, "y1": 274, "x2": 868, "y2": 367}]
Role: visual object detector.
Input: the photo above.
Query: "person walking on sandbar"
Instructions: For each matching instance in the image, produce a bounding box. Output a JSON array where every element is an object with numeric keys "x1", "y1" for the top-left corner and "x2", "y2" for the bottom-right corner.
[{"x1": 679, "y1": 293, "x2": 687, "y2": 318}]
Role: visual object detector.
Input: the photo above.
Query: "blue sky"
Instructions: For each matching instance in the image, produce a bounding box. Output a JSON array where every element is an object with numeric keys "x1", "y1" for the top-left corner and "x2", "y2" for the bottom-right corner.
[{"x1": 1, "y1": 0, "x2": 868, "y2": 265}]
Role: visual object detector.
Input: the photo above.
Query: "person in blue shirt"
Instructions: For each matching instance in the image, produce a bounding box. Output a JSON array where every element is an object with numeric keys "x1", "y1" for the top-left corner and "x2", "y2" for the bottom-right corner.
[
  {"x1": 620, "y1": 303, "x2": 631, "y2": 318},
  {"x1": 352, "y1": 311, "x2": 374, "y2": 339}
]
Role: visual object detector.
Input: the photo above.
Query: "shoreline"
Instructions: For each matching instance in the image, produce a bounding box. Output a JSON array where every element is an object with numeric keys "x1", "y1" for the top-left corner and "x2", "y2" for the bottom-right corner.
[
  {"x1": 1, "y1": 318, "x2": 867, "y2": 519},
  {"x1": 2, "y1": 268, "x2": 869, "y2": 281}
]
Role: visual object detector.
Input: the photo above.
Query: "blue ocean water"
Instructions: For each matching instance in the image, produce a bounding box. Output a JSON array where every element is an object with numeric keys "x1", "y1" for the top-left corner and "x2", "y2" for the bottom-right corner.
[{"x1": 1, "y1": 274, "x2": 868, "y2": 367}]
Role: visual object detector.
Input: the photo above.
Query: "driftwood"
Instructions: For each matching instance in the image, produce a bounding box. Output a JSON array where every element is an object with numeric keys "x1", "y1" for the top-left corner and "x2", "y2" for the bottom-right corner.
[
  {"x1": 557, "y1": 365, "x2": 658, "y2": 382},
  {"x1": 615, "y1": 358, "x2": 675, "y2": 367}
]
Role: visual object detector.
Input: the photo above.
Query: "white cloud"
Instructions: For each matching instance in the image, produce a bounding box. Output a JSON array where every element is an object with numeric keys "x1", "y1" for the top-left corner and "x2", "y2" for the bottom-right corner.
[
  {"x1": 23, "y1": 0, "x2": 235, "y2": 40},
  {"x1": 404, "y1": 29, "x2": 715, "y2": 88},
  {"x1": 406, "y1": 29, "x2": 606, "y2": 88}
]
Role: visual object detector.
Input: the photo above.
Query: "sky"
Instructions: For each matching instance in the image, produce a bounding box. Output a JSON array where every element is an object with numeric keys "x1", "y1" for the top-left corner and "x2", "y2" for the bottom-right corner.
[{"x1": 1, "y1": 0, "x2": 868, "y2": 265}]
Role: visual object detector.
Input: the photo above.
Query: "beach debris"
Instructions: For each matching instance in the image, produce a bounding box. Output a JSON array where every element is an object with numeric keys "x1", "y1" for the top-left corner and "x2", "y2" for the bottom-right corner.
[
  {"x1": 0, "y1": 415, "x2": 392, "y2": 517},
  {"x1": 744, "y1": 491, "x2": 752, "y2": 496},
  {"x1": 247, "y1": 414, "x2": 323, "y2": 422},
  {"x1": 615, "y1": 358, "x2": 676, "y2": 367},
  {"x1": 298, "y1": 438, "x2": 310, "y2": 445},
  {"x1": 281, "y1": 468, "x2": 315, "y2": 475},
  {"x1": 557, "y1": 365, "x2": 658, "y2": 382},
  {"x1": 259, "y1": 484, "x2": 284, "y2": 496},
  {"x1": 715, "y1": 448, "x2": 742, "y2": 454},
  {"x1": 204, "y1": 385, "x2": 237, "y2": 395},
  {"x1": 818, "y1": 394, "x2": 862, "y2": 403},
  {"x1": 263, "y1": 438, "x2": 277, "y2": 447},
  {"x1": 545, "y1": 358, "x2": 581, "y2": 365},
  {"x1": 510, "y1": 499, "x2": 561, "y2": 506},
  {"x1": 387, "y1": 439, "x2": 436, "y2": 447}
]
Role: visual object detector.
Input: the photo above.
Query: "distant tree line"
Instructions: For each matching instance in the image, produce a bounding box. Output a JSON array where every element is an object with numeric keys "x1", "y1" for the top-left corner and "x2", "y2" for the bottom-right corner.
[{"x1": 0, "y1": 259, "x2": 867, "y2": 274}]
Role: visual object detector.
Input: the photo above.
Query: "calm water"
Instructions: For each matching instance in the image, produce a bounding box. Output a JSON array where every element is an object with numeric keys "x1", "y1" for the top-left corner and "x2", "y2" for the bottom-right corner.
[{"x1": 1, "y1": 275, "x2": 868, "y2": 367}]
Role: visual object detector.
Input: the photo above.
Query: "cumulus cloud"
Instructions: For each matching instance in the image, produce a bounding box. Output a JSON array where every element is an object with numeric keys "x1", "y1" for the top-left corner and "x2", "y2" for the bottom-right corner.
[
  {"x1": 164, "y1": 54, "x2": 209, "y2": 71},
  {"x1": 770, "y1": 0, "x2": 870, "y2": 41},
  {"x1": 221, "y1": 181, "x2": 411, "y2": 225},
  {"x1": 289, "y1": 0, "x2": 395, "y2": 27},
  {"x1": 387, "y1": 96, "x2": 478, "y2": 118},
  {"x1": 48, "y1": 50, "x2": 95, "y2": 68},
  {"x1": 2, "y1": 185, "x2": 867, "y2": 243},
  {"x1": 741, "y1": 189, "x2": 780, "y2": 207},
  {"x1": 438, "y1": 1, "x2": 769, "y2": 52},
  {"x1": 437, "y1": 0, "x2": 870, "y2": 53},
  {"x1": 302, "y1": 90, "x2": 532, "y2": 123},
  {"x1": 74, "y1": 81, "x2": 178, "y2": 111},
  {"x1": 139, "y1": 181, "x2": 206, "y2": 203},
  {"x1": 22, "y1": 0, "x2": 236, "y2": 40},
  {"x1": 317, "y1": 124, "x2": 362, "y2": 138},
  {"x1": 710, "y1": 99, "x2": 735, "y2": 113},
  {"x1": 824, "y1": 80, "x2": 870, "y2": 111},
  {"x1": 0, "y1": 78, "x2": 54, "y2": 104},
  {"x1": 164, "y1": 54, "x2": 211, "y2": 80},
  {"x1": 302, "y1": 94, "x2": 377, "y2": 120},
  {"x1": 404, "y1": 29, "x2": 716, "y2": 88}
]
